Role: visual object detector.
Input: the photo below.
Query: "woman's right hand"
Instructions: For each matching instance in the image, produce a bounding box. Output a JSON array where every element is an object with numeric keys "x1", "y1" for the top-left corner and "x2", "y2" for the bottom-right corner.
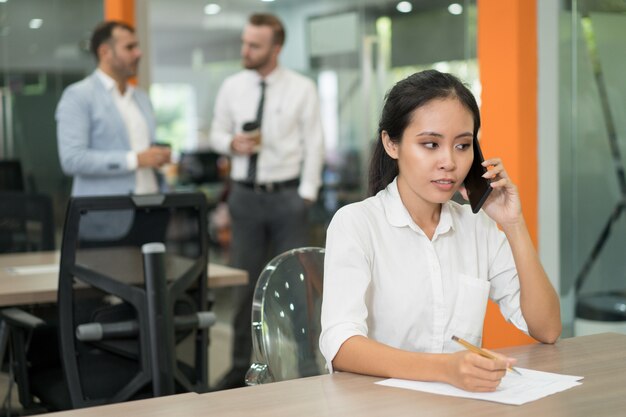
[{"x1": 444, "y1": 350, "x2": 515, "y2": 392}]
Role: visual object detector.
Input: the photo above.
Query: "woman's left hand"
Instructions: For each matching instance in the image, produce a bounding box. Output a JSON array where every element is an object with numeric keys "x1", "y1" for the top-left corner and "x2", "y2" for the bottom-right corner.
[{"x1": 471, "y1": 158, "x2": 523, "y2": 226}]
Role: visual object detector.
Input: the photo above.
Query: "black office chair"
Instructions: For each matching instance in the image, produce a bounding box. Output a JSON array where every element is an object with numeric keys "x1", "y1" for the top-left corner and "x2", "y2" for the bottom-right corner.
[
  {"x1": 0, "y1": 191, "x2": 55, "y2": 414},
  {"x1": 0, "y1": 191, "x2": 54, "y2": 254},
  {"x1": 246, "y1": 247, "x2": 326, "y2": 385},
  {"x1": 2, "y1": 192, "x2": 214, "y2": 411}
]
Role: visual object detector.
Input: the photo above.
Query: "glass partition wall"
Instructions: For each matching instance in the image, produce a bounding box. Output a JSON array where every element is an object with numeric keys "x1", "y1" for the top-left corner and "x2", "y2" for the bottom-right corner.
[
  {"x1": 0, "y1": 0, "x2": 103, "y2": 228},
  {"x1": 560, "y1": 0, "x2": 626, "y2": 334}
]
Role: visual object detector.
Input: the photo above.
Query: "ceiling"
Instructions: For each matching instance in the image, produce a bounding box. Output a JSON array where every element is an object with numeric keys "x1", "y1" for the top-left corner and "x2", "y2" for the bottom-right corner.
[
  {"x1": 3, "y1": 0, "x2": 626, "y2": 72},
  {"x1": 147, "y1": 0, "x2": 452, "y2": 67},
  {"x1": 0, "y1": 0, "x2": 102, "y2": 71},
  {"x1": 0, "y1": 0, "x2": 465, "y2": 71}
]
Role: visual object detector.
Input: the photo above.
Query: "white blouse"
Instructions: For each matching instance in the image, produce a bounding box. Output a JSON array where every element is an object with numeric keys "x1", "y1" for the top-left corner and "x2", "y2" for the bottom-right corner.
[{"x1": 319, "y1": 179, "x2": 528, "y2": 372}]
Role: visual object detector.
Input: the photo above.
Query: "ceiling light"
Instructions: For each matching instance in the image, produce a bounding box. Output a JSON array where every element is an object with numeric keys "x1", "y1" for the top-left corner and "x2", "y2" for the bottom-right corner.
[
  {"x1": 204, "y1": 3, "x2": 221, "y2": 15},
  {"x1": 29, "y1": 19, "x2": 43, "y2": 29},
  {"x1": 396, "y1": 1, "x2": 412, "y2": 13},
  {"x1": 448, "y1": 3, "x2": 463, "y2": 15},
  {"x1": 0, "y1": 0, "x2": 8, "y2": 3},
  {"x1": 261, "y1": 0, "x2": 276, "y2": 2}
]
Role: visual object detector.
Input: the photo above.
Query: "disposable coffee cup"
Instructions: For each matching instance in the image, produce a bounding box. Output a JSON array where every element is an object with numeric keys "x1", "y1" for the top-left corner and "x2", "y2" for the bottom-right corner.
[{"x1": 242, "y1": 121, "x2": 261, "y2": 152}]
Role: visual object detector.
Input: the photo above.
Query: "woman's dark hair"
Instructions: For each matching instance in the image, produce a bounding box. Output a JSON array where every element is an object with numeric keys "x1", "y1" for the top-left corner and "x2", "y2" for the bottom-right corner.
[
  {"x1": 368, "y1": 69, "x2": 481, "y2": 196},
  {"x1": 90, "y1": 21, "x2": 135, "y2": 61}
]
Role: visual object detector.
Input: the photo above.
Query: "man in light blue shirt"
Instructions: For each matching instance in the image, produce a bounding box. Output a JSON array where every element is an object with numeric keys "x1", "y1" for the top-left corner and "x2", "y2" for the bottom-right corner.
[{"x1": 56, "y1": 21, "x2": 170, "y2": 196}]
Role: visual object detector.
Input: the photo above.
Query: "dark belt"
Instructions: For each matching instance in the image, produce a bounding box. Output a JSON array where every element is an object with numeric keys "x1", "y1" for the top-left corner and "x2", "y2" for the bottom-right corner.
[{"x1": 235, "y1": 178, "x2": 299, "y2": 193}]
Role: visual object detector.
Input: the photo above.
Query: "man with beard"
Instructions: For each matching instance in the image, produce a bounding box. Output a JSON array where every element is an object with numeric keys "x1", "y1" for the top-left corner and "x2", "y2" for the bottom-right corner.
[
  {"x1": 56, "y1": 21, "x2": 170, "y2": 197},
  {"x1": 209, "y1": 13, "x2": 325, "y2": 390}
]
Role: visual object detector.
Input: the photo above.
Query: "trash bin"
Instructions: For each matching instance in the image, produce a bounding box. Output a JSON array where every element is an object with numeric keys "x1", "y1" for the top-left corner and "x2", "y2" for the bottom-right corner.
[{"x1": 574, "y1": 291, "x2": 626, "y2": 336}]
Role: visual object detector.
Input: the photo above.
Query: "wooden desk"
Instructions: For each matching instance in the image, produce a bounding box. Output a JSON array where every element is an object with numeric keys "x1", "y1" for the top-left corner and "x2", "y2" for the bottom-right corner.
[
  {"x1": 0, "y1": 250, "x2": 247, "y2": 307},
  {"x1": 41, "y1": 333, "x2": 626, "y2": 416}
]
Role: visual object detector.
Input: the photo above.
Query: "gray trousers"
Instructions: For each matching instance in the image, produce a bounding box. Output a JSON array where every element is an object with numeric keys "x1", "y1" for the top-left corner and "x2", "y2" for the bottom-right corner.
[{"x1": 227, "y1": 182, "x2": 309, "y2": 370}]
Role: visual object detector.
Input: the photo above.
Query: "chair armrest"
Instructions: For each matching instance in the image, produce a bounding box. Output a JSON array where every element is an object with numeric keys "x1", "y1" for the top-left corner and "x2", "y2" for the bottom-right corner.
[
  {"x1": 0, "y1": 308, "x2": 47, "y2": 410},
  {"x1": 0, "y1": 308, "x2": 45, "y2": 329},
  {"x1": 76, "y1": 312, "x2": 216, "y2": 342},
  {"x1": 175, "y1": 312, "x2": 216, "y2": 330},
  {"x1": 76, "y1": 320, "x2": 139, "y2": 341}
]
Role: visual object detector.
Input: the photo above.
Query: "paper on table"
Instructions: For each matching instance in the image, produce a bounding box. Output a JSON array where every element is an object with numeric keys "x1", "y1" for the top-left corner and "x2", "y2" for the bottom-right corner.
[
  {"x1": 5, "y1": 264, "x2": 59, "y2": 276},
  {"x1": 376, "y1": 368, "x2": 583, "y2": 405}
]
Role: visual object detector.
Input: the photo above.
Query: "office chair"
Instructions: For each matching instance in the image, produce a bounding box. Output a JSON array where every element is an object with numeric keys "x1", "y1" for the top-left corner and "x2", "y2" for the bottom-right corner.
[
  {"x1": 0, "y1": 191, "x2": 55, "y2": 414},
  {"x1": 0, "y1": 191, "x2": 54, "y2": 254},
  {"x1": 2, "y1": 193, "x2": 215, "y2": 411},
  {"x1": 246, "y1": 247, "x2": 326, "y2": 385}
]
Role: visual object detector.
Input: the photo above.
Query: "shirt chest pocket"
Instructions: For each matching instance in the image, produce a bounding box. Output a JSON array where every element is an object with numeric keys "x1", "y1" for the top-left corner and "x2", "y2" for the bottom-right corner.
[
  {"x1": 266, "y1": 97, "x2": 300, "y2": 135},
  {"x1": 450, "y1": 275, "x2": 491, "y2": 347}
]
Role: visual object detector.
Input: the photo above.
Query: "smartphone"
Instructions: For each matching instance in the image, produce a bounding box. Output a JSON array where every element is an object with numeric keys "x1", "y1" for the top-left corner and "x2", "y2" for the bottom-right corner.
[{"x1": 463, "y1": 138, "x2": 492, "y2": 214}]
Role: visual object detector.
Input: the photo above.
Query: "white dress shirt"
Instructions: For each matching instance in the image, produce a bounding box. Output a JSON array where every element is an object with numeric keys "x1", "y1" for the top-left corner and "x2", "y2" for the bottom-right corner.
[
  {"x1": 96, "y1": 70, "x2": 158, "y2": 194},
  {"x1": 319, "y1": 178, "x2": 529, "y2": 372},
  {"x1": 209, "y1": 67, "x2": 325, "y2": 201}
]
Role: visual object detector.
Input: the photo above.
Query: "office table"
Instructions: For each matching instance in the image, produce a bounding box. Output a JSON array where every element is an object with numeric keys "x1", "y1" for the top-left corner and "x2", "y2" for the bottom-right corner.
[
  {"x1": 0, "y1": 250, "x2": 248, "y2": 306},
  {"x1": 40, "y1": 332, "x2": 626, "y2": 416}
]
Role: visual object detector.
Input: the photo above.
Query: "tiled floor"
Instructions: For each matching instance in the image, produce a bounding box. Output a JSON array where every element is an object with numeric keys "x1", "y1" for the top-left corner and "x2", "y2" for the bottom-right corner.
[{"x1": 0, "y1": 286, "x2": 238, "y2": 415}]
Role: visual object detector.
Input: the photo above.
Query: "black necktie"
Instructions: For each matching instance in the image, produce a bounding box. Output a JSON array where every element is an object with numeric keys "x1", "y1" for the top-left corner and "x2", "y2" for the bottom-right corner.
[{"x1": 247, "y1": 80, "x2": 266, "y2": 182}]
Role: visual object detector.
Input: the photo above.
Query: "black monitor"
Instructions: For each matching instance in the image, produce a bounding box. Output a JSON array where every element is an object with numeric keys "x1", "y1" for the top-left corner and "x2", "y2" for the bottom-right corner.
[
  {"x1": 177, "y1": 151, "x2": 225, "y2": 185},
  {"x1": 0, "y1": 159, "x2": 25, "y2": 191}
]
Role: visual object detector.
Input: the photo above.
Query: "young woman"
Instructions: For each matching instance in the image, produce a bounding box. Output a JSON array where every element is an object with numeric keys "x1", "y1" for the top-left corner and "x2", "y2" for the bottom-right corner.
[{"x1": 319, "y1": 70, "x2": 561, "y2": 392}]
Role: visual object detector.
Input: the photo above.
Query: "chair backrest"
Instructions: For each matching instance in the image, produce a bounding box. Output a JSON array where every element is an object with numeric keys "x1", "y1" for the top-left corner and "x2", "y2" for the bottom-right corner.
[
  {"x1": 0, "y1": 159, "x2": 24, "y2": 191},
  {"x1": 0, "y1": 191, "x2": 54, "y2": 253},
  {"x1": 247, "y1": 247, "x2": 325, "y2": 385},
  {"x1": 57, "y1": 193, "x2": 211, "y2": 409}
]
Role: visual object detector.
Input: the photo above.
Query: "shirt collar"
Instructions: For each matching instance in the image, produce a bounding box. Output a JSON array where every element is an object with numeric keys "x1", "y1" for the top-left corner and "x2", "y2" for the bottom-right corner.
[
  {"x1": 380, "y1": 177, "x2": 455, "y2": 237},
  {"x1": 381, "y1": 178, "x2": 412, "y2": 228},
  {"x1": 436, "y1": 202, "x2": 454, "y2": 236},
  {"x1": 95, "y1": 69, "x2": 134, "y2": 97},
  {"x1": 248, "y1": 65, "x2": 284, "y2": 86}
]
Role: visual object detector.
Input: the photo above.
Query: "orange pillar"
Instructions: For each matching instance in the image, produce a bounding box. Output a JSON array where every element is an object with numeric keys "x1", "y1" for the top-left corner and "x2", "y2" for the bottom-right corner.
[
  {"x1": 104, "y1": 0, "x2": 138, "y2": 84},
  {"x1": 478, "y1": 0, "x2": 538, "y2": 349},
  {"x1": 104, "y1": 0, "x2": 135, "y2": 26}
]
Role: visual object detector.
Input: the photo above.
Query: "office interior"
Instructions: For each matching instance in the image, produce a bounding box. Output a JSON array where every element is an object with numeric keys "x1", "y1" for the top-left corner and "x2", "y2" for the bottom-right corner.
[{"x1": 1, "y1": 0, "x2": 626, "y2": 411}]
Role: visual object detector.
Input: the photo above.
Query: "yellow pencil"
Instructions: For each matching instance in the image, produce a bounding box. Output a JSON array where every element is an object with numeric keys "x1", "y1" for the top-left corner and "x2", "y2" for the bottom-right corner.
[{"x1": 452, "y1": 335, "x2": 522, "y2": 376}]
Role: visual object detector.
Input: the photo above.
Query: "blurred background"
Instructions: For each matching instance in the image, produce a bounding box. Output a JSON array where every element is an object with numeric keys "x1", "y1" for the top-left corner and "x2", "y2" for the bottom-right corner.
[{"x1": 1, "y1": 0, "x2": 626, "y2": 348}]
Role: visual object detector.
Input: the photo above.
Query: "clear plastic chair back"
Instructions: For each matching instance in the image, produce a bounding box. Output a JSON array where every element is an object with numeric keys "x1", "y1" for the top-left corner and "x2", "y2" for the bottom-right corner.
[{"x1": 247, "y1": 247, "x2": 325, "y2": 384}]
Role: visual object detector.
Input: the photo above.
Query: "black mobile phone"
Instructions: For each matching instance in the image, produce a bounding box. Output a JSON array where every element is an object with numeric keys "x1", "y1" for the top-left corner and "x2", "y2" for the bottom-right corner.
[{"x1": 463, "y1": 138, "x2": 492, "y2": 214}]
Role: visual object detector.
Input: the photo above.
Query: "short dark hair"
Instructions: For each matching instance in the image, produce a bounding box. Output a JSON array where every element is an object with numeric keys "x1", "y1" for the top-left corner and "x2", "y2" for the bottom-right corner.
[
  {"x1": 90, "y1": 21, "x2": 135, "y2": 61},
  {"x1": 248, "y1": 13, "x2": 285, "y2": 46},
  {"x1": 368, "y1": 70, "x2": 481, "y2": 196}
]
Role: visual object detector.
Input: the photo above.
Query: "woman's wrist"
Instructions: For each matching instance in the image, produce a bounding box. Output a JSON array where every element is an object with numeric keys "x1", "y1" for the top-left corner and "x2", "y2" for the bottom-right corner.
[
  {"x1": 421, "y1": 353, "x2": 454, "y2": 384},
  {"x1": 499, "y1": 214, "x2": 527, "y2": 236}
]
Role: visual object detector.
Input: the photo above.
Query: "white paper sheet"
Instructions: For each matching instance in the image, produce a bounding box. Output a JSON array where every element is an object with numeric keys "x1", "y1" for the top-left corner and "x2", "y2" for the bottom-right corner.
[
  {"x1": 376, "y1": 367, "x2": 583, "y2": 405},
  {"x1": 4, "y1": 264, "x2": 59, "y2": 276}
]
